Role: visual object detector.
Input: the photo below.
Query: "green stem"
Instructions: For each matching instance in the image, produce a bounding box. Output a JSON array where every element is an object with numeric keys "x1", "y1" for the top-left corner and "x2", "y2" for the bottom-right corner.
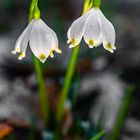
[
  {"x1": 29, "y1": 0, "x2": 49, "y2": 126},
  {"x1": 29, "y1": 0, "x2": 35, "y2": 21},
  {"x1": 33, "y1": 57, "x2": 49, "y2": 125},
  {"x1": 89, "y1": 130, "x2": 106, "y2": 140},
  {"x1": 56, "y1": 45, "x2": 80, "y2": 122},
  {"x1": 93, "y1": 0, "x2": 101, "y2": 8},
  {"x1": 83, "y1": 0, "x2": 92, "y2": 14},
  {"x1": 56, "y1": 0, "x2": 98, "y2": 123}
]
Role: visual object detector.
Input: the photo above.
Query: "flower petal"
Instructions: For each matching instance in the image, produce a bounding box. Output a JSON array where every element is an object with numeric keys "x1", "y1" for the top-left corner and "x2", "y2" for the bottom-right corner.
[
  {"x1": 83, "y1": 9, "x2": 101, "y2": 48},
  {"x1": 97, "y1": 9, "x2": 116, "y2": 52},
  {"x1": 103, "y1": 42, "x2": 115, "y2": 53},
  {"x1": 39, "y1": 19, "x2": 61, "y2": 54},
  {"x1": 29, "y1": 19, "x2": 51, "y2": 63},
  {"x1": 12, "y1": 20, "x2": 34, "y2": 59},
  {"x1": 67, "y1": 11, "x2": 91, "y2": 48}
]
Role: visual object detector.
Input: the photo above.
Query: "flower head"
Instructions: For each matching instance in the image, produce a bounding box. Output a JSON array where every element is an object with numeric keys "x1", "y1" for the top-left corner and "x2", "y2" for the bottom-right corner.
[
  {"x1": 67, "y1": 7, "x2": 116, "y2": 53},
  {"x1": 12, "y1": 18, "x2": 62, "y2": 63}
]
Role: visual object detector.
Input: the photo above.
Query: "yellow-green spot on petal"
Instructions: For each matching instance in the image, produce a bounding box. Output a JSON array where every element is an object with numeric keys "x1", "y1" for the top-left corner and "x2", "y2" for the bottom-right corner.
[
  {"x1": 106, "y1": 42, "x2": 112, "y2": 49},
  {"x1": 18, "y1": 52, "x2": 25, "y2": 60},
  {"x1": 16, "y1": 47, "x2": 20, "y2": 53},
  {"x1": 39, "y1": 54, "x2": 46, "y2": 60},
  {"x1": 88, "y1": 39, "x2": 95, "y2": 46},
  {"x1": 71, "y1": 38, "x2": 76, "y2": 46},
  {"x1": 20, "y1": 52, "x2": 25, "y2": 57},
  {"x1": 50, "y1": 50, "x2": 54, "y2": 58}
]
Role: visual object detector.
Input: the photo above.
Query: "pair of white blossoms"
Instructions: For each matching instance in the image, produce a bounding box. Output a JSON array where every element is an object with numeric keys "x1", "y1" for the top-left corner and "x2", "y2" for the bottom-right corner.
[{"x1": 12, "y1": 7, "x2": 116, "y2": 63}]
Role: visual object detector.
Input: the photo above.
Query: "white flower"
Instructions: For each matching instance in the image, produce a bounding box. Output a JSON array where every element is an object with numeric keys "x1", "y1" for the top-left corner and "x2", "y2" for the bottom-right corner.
[
  {"x1": 12, "y1": 18, "x2": 62, "y2": 63},
  {"x1": 67, "y1": 7, "x2": 116, "y2": 53}
]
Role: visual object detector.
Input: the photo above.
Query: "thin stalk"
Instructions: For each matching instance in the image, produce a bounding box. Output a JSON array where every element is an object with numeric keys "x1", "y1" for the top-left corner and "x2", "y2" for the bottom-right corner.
[
  {"x1": 93, "y1": 0, "x2": 101, "y2": 8},
  {"x1": 33, "y1": 57, "x2": 49, "y2": 125},
  {"x1": 29, "y1": 0, "x2": 49, "y2": 125},
  {"x1": 56, "y1": 45, "x2": 80, "y2": 122},
  {"x1": 56, "y1": 0, "x2": 100, "y2": 123},
  {"x1": 89, "y1": 130, "x2": 106, "y2": 140}
]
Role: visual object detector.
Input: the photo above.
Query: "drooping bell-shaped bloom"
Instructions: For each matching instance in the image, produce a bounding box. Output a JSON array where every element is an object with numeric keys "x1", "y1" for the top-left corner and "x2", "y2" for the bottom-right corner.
[
  {"x1": 67, "y1": 7, "x2": 116, "y2": 53},
  {"x1": 12, "y1": 18, "x2": 62, "y2": 63}
]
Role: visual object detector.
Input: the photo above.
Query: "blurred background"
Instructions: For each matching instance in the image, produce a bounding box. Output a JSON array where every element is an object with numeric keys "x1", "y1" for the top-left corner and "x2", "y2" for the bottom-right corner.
[{"x1": 0, "y1": 0, "x2": 140, "y2": 140}]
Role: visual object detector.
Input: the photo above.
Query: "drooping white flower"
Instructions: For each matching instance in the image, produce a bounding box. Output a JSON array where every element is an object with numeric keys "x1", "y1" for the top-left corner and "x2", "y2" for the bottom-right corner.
[
  {"x1": 12, "y1": 18, "x2": 62, "y2": 63},
  {"x1": 67, "y1": 7, "x2": 116, "y2": 53}
]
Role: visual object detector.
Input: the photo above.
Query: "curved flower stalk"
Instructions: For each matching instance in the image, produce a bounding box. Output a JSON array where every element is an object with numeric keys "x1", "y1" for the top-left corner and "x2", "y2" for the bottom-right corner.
[
  {"x1": 67, "y1": 7, "x2": 116, "y2": 53},
  {"x1": 12, "y1": 18, "x2": 62, "y2": 63}
]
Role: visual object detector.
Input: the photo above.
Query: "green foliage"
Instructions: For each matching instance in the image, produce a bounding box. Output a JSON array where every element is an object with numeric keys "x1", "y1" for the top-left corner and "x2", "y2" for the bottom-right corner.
[
  {"x1": 89, "y1": 130, "x2": 105, "y2": 140},
  {"x1": 110, "y1": 85, "x2": 135, "y2": 140}
]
